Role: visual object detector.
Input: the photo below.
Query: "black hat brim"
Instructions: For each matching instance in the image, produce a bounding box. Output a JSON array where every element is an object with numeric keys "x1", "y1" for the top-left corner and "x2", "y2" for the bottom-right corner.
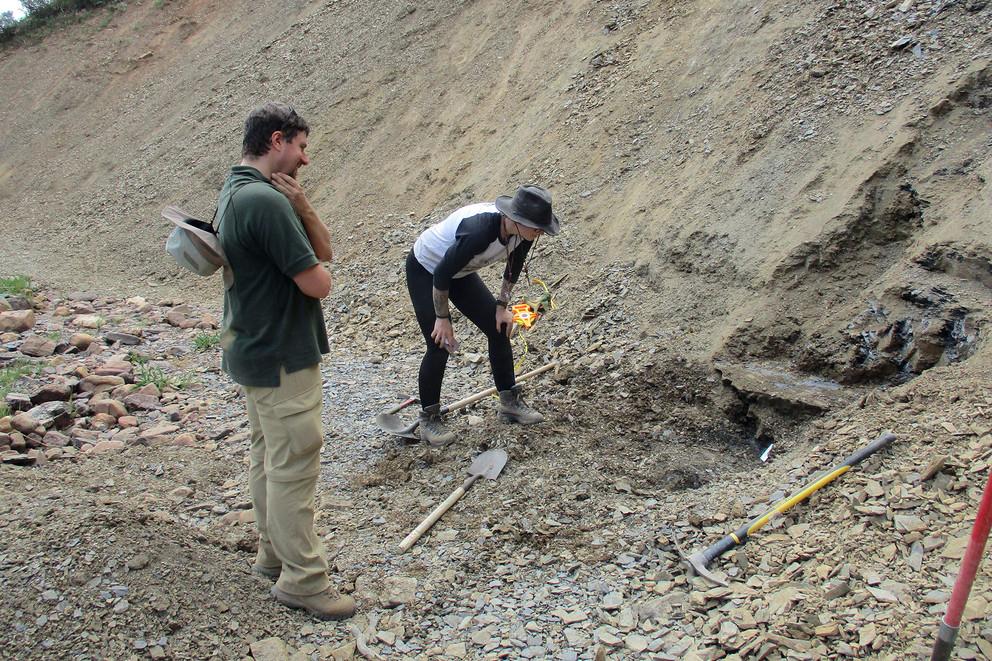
[{"x1": 495, "y1": 196, "x2": 561, "y2": 236}]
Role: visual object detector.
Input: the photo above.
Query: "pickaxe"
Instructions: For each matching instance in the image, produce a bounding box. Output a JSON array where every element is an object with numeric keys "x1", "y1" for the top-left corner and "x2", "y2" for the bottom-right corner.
[{"x1": 680, "y1": 430, "x2": 897, "y2": 586}]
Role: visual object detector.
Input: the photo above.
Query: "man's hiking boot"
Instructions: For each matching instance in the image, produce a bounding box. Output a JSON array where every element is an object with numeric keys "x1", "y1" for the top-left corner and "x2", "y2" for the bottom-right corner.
[
  {"x1": 270, "y1": 585, "x2": 356, "y2": 621},
  {"x1": 419, "y1": 404, "x2": 456, "y2": 446},
  {"x1": 498, "y1": 386, "x2": 544, "y2": 425}
]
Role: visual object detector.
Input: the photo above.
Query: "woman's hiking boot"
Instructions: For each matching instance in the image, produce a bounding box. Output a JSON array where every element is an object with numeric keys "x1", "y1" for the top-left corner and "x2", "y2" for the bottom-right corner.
[
  {"x1": 419, "y1": 404, "x2": 456, "y2": 446},
  {"x1": 498, "y1": 386, "x2": 544, "y2": 424}
]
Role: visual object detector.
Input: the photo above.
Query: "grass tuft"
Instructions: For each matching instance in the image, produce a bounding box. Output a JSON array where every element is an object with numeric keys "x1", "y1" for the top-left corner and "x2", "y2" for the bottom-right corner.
[
  {"x1": 0, "y1": 275, "x2": 32, "y2": 296},
  {"x1": 0, "y1": 360, "x2": 39, "y2": 418}
]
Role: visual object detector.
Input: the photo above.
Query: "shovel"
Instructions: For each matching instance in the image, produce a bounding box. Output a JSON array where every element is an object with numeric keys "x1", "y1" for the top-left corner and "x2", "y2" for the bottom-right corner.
[
  {"x1": 375, "y1": 361, "x2": 559, "y2": 439},
  {"x1": 398, "y1": 448, "x2": 508, "y2": 552}
]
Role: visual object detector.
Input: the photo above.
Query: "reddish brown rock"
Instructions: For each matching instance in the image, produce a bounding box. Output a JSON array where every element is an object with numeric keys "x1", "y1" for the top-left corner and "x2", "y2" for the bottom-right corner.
[
  {"x1": 0, "y1": 310, "x2": 36, "y2": 333},
  {"x1": 94, "y1": 359, "x2": 133, "y2": 377},
  {"x1": 124, "y1": 393, "x2": 159, "y2": 411},
  {"x1": 9, "y1": 431, "x2": 26, "y2": 452},
  {"x1": 136, "y1": 383, "x2": 161, "y2": 398},
  {"x1": 10, "y1": 413, "x2": 41, "y2": 435},
  {"x1": 72, "y1": 314, "x2": 103, "y2": 329},
  {"x1": 26, "y1": 402, "x2": 74, "y2": 429},
  {"x1": 42, "y1": 430, "x2": 70, "y2": 448},
  {"x1": 1, "y1": 451, "x2": 36, "y2": 466},
  {"x1": 91, "y1": 399, "x2": 128, "y2": 418},
  {"x1": 140, "y1": 424, "x2": 180, "y2": 444},
  {"x1": 88, "y1": 440, "x2": 125, "y2": 454},
  {"x1": 30, "y1": 382, "x2": 74, "y2": 404},
  {"x1": 80, "y1": 375, "x2": 125, "y2": 394},
  {"x1": 19, "y1": 335, "x2": 56, "y2": 357},
  {"x1": 171, "y1": 433, "x2": 197, "y2": 446},
  {"x1": 90, "y1": 413, "x2": 118, "y2": 429},
  {"x1": 5, "y1": 393, "x2": 33, "y2": 412},
  {"x1": 164, "y1": 310, "x2": 187, "y2": 327},
  {"x1": 118, "y1": 415, "x2": 138, "y2": 428},
  {"x1": 68, "y1": 333, "x2": 95, "y2": 349}
]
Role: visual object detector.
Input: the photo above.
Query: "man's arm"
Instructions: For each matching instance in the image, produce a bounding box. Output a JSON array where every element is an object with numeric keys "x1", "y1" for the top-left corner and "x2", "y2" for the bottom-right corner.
[
  {"x1": 271, "y1": 172, "x2": 333, "y2": 262},
  {"x1": 293, "y1": 263, "x2": 332, "y2": 299}
]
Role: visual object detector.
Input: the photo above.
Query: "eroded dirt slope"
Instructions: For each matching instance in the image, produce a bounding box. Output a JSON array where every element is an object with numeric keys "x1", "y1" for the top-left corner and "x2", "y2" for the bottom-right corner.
[{"x1": 1, "y1": 0, "x2": 992, "y2": 659}]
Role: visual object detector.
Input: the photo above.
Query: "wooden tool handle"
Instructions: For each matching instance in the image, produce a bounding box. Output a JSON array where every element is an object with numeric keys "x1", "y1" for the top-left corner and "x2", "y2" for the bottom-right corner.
[
  {"x1": 399, "y1": 484, "x2": 468, "y2": 552},
  {"x1": 440, "y1": 361, "x2": 559, "y2": 415},
  {"x1": 385, "y1": 397, "x2": 418, "y2": 415}
]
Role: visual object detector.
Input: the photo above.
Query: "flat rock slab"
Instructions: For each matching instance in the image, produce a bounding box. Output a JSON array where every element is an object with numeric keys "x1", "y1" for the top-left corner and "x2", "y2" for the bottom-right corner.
[{"x1": 715, "y1": 362, "x2": 852, "y2": 412}]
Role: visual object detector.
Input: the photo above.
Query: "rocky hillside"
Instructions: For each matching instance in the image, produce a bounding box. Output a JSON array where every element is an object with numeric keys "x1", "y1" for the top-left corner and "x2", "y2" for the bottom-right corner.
[{"x1": 1, "y1": 0, "x2": 991, "y2": 659}]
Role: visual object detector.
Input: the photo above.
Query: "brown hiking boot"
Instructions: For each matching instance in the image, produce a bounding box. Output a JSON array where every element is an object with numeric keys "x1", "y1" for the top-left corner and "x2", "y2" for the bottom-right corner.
[
  {"x1": 419, "y1": 404, "x2": 456, "y2": 446},
  {"x1": 270, "y1": 585, "x2": 356, "y2": 621},
  {"x1": 498, "y1": 385, "x2": 544, "y2": 425}
]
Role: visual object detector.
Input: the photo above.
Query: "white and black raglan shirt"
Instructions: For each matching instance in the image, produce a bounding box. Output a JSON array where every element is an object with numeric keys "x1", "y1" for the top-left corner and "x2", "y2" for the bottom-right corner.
[{"x1": 413, "y1": 202, "x2": 533, "y2": 290}]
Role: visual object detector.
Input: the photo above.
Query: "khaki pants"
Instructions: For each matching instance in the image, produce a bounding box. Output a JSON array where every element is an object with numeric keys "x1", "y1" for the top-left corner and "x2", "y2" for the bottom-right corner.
[{"x1": 245, "y1": 365, "x2": 329, "y2": 596}]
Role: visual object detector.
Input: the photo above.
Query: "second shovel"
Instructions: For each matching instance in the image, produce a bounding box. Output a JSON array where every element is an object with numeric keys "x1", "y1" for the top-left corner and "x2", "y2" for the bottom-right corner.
[{"x1": 398, "y1": 448, "x2": 508, "y2": 552}]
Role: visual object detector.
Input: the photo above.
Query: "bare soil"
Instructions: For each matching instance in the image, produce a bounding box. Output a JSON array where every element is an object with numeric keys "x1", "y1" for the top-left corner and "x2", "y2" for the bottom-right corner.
[{"x1": 1, "y1": 0, "x2": 992, "y2": 659}]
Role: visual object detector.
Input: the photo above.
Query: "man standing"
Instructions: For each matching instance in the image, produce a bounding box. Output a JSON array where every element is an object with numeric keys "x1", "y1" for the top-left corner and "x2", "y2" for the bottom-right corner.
[{"x1": 216, "y1": 102, "x2": 354, "y2": 620}]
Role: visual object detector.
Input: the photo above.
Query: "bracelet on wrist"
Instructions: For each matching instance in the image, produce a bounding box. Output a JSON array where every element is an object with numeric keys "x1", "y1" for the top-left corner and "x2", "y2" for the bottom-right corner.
[
  {"x1": 436, "y1": 313, "x2": 450, "y2": 320},
  {"x1": 496, "y1": 299, "x2": 509, "y2": 308}
]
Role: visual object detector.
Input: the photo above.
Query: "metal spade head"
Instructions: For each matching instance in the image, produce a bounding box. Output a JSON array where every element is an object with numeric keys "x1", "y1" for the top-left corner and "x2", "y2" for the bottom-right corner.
[
  {"x1": 375, "y1": 411, "x2": 420, "y2": 439},
  {"x1": 468, "y1": 448, "x2": 508, "y2": 480}
]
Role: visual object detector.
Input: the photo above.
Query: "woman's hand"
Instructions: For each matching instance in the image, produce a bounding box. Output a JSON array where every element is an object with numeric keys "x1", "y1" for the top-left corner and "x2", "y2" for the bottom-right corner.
[
  {"x1": 431, "y1": 318, "x2": 458, "y2": 353},
  {"x1": 496, "y1": 305, "x2": 514, "y2": 337}
]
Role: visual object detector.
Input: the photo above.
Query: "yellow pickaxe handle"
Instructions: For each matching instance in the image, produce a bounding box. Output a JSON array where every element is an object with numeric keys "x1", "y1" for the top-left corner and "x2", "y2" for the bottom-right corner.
[{"x1": 688, "y1": 431, "x2": 897, "y2": 583}]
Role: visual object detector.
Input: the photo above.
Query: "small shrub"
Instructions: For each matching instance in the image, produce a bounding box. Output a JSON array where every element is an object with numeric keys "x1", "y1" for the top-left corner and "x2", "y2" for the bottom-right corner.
[
  {"x1": 132, "y1": 357, "x2": 198, "y2": 391},
  {"x1": 0, "y1": 360, "x2": 39, "y2": 417},
  {"x1": 193, "y1": 332, "x2": 220, "y2": 351},
  {"x1": 0, "y1": 275, "x2": 32, "y2": 296}
]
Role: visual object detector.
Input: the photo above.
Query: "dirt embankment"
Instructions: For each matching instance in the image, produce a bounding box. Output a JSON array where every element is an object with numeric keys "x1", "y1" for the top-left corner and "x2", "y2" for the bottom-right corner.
[{"x1": 1, "y1": 0, "x2": 992, "y2": 659}]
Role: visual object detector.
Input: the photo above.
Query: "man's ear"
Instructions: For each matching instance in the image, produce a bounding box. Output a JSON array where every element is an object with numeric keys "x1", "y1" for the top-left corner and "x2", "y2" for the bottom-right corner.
[{"x1": 269, "y1": 130, "x2": 285, "y2": 152}]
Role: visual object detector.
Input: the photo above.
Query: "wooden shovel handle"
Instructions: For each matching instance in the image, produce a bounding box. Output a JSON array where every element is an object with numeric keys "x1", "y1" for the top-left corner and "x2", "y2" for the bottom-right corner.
[
  {"x1": 440, "y1": 361, "x2": 559, "y2": 415},
  {"x1": 399, "y1": 482, "x2": 470, "y2": 552}
]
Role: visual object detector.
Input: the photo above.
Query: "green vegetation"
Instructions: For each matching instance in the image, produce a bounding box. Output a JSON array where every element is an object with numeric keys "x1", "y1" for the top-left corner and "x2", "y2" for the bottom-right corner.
[
  {"x1": 0, "y1": 275, "x2": 32, "y2": 296},
  {"x1": 129, "y1": 353, "x2": 199, "y2": 391},
  {"x1": 0, "y1": 360, "x2": 39, "y2": 418},
  {"x1": 193, "y1": 331, "x2": 220, "y2": 352},
  {"x1": 1, "y1": 1, "x2": 119, "y2": 45}
]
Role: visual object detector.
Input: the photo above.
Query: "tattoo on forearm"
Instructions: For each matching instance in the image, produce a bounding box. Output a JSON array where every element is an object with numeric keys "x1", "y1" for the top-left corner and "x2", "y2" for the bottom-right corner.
[
  {"x1": 432, "y1": 288, "x2": 450, "y2": 318},
  {"x1": 499, "y1": 279, "x2": 514, "y2": 303}
]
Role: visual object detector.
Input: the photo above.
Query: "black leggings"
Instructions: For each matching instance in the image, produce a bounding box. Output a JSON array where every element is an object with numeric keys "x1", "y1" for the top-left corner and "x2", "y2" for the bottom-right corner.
[{"x1": 406, "y1": 251, "x2": 515, "y2": 408}]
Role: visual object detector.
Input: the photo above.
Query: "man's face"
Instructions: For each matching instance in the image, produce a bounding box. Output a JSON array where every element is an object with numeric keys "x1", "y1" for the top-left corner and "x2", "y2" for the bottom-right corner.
[{"x1": 275, "y1": 131, "x2": 310, "y2": 178}]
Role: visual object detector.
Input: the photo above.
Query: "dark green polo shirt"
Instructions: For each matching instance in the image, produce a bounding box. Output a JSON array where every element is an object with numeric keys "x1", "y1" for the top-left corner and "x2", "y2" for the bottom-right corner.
[{"x1": 217, "y1": 166, "x2": 329, "y2": 387}]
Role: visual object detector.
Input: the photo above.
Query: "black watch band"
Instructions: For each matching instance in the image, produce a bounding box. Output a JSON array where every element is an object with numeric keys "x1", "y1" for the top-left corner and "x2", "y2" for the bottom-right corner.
[
  {"x1": 496, "y1": 299, "x2": 509, "y2": 308},
  {"x1": 436, "y1": 313, "x2": 450, "y2": 319}
]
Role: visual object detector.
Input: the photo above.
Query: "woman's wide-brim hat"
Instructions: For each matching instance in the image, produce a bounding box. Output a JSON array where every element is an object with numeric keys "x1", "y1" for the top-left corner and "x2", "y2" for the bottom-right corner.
[{"x1": 494, "y1": 185, "x2": 561, "y2": 236}]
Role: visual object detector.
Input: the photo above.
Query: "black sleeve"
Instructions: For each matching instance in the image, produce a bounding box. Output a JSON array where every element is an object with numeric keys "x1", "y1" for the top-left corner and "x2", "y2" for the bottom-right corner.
[
  {"x1": 504, "y1": 239, "x2": 533, "y2": 284},
  {"x1": 432, "y1": 213, "x2": 500, "y2": 290}
]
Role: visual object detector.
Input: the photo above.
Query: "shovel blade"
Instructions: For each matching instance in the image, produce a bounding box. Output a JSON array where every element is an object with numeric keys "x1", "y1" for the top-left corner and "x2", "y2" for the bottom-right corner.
[
  {"x1": 468, "y1": 448, "x2": 508, "y2": 480},
  {"x1": 375, "y1": 412, "x2": 420, "y2": 439}
]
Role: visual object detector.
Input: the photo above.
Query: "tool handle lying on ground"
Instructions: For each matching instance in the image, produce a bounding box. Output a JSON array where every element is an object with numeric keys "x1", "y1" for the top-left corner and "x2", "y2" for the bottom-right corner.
[
  {"x1": 686, "y1": 431, "x2": 897, "y2": 585},
  {"x1": 398, "y1": 475, "x2": 479, "y2": 552},
  {"x1": 375, "y1": 361, "x2": 559, "y2": 438},
  {"x1": 385, "y1": 397, "x2": 418, "y2": 415},
  {"x1": 397, "y1": 448, "x2": 508, "y2": 553},
  {"x1": 441, "y1": 361, "x2": 559, "y2": 414}
]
